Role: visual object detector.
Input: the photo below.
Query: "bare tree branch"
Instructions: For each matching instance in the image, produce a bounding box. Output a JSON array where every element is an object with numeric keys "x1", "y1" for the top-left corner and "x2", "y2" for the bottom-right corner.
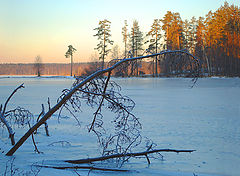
[
  {"x1": 28, "y1": 122, "x2": 41, "y2": 154},
  {"x1": 37, "y1": 165, "x2": 130, "y2": 172},
  {"x1": 89, "y1": 71, "x2": 111, "y2": 132},
  {"x1": 0, "y1": 83, "x2": 32, "y2": 146},
  {"x1": 65, "y1": 148, "x2": 196, "y2": 164},
  {"x1": 2, "y1": 84, "x2": 24, "y2": 114}
]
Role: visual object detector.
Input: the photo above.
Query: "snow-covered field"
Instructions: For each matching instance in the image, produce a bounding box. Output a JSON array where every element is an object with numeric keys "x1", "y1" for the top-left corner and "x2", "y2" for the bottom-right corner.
[{"x1": 0, "y1": 77, "x2": 239, "y2": 176}]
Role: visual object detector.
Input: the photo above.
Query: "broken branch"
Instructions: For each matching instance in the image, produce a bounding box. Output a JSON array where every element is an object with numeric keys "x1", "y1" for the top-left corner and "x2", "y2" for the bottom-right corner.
[
  {"x1": 65, "y1": 148, "x2": 196, "y2": 164},
  {"x1": 36, "y1": 165, "x2": 130, "y2": 172},
  {"x1": 2, "y1": 83, "x2": 24, "y2": 114}
]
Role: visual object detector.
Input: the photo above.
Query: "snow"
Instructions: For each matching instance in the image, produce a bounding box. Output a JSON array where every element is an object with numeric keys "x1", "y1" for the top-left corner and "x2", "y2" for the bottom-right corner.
[{"x1": 0, "y1": 77, "x2": 240, "y2": 176}]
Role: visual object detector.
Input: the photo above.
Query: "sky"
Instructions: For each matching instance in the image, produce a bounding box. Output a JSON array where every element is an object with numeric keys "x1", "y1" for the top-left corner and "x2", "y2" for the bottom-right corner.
[{"x1": 0, "y1": 0, "x2": 239, "y2": 63}]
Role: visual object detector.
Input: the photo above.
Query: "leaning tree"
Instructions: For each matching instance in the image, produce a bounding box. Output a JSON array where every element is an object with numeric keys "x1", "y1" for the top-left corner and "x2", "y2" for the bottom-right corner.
[{"x1": 2, "y1": 49, "x2": 200, "y2": 172}]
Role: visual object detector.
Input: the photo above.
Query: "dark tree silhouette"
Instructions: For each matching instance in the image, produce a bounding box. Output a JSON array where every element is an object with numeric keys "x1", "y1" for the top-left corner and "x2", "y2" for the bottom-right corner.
[
  {"x1": 65, "y1": 45, "x2": 77, "y2": 76},
  {"x1": 34, "y1": 55, "x2": 44, "y2": 77}
]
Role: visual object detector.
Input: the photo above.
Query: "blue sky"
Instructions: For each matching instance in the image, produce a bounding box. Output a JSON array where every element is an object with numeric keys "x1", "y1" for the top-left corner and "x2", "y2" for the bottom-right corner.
[{"x1": 0, "y1": 0, "x2": 239, "y2": 63}]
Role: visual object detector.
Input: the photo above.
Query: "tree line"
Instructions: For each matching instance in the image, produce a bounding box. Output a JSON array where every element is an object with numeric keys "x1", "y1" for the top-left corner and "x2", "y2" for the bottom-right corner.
[
  {"x1": 1, "y1": 1, "x2": 239, "y2": 77},
  {"x1": 0, "y1": 63, "x2": 98, "y2": 76},
  {"x1": 94, "y1": 1, "x2": 240, "y2": 77}
]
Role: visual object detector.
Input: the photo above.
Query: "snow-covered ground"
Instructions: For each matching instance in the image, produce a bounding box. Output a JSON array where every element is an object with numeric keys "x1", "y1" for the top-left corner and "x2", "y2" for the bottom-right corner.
[{"x1": 0, "y1": 77, "x2": 239, "y2": 176}]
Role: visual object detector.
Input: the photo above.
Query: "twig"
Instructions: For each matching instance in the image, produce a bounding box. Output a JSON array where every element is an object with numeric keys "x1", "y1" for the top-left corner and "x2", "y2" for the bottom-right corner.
[
  {"x1": 34, "y1": 106, "x2": 44, "y2": 134},
  {"x1": 88, "y1": 71, "x2": 111, "y2": 132},
  {"x1": 73, "y1": 170, "x2": 81, "y2": 176},
  {"x1": 47, "y1": 97, "x2": 51, "y2": 110},
  {"x1": 44, "y1": 121, "x2": 49, "y2": 136},
  {"x1": 28, "y1": 122, "x2": 41, "y2": 154},
  {"x1": 145, "y1": 154, "x2": 151, "y2": 165},
  {"x1": 64, "y1": 105, "x2": 81, "y2": 126},
  {"x1": 41, "y1": 104, "x2": 50, "y2": 136}
]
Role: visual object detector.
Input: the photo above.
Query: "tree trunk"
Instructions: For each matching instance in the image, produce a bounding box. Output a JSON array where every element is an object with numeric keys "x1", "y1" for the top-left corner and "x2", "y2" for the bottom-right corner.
[
  {"x1": 155, "y1": 40, "x2": 158, "y2": 77},
  {"x1": 71, "y1": 55, "x2": 73, "y2": 77},
  {"x1": 0, "y1": 114, "x2": 15, "y2": 145}
]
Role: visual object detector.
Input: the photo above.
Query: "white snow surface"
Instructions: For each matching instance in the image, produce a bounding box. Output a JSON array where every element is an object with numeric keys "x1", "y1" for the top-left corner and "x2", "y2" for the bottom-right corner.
[{"x1": 0, "y1": 77, "x2": 239, "y2": 176}]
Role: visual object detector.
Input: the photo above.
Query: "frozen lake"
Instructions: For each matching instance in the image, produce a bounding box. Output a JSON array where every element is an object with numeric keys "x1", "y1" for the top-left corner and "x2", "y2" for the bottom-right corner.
[{"x1": 0, "y1": 77, "x2": 240, "y2": 176}]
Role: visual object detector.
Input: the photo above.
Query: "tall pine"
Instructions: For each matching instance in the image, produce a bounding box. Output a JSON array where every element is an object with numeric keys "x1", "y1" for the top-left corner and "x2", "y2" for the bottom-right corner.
[
  {"x1": 129, "y1": 20, "x2": 143, "y2": 76},
  {"x1": 146, "y1": 19, "x2": 162, "y2": 76},
  {"x1": 122, "y1": 20, "x2": 128, "y2": 58},
  {"x1": 94, "y1": 19, "x2": 114, "y2": 70}
]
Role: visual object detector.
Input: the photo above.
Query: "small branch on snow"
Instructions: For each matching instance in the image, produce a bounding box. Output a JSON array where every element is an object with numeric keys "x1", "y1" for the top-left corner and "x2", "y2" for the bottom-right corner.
[
  {"x1": 65, "y1": 148, "x2": 196, "y2": 164},
  {"x1": 35, "y1": 165, "x2": 130, "y2": 172},
  {"x1": 47, "y1": 141, "x2": 71, "y2": 147}
]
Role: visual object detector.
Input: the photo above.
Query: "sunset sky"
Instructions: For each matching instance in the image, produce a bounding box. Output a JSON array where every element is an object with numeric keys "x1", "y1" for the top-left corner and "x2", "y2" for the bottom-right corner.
[{"x1": 0, "y1": 0, "x2": 239, "y2": 63}]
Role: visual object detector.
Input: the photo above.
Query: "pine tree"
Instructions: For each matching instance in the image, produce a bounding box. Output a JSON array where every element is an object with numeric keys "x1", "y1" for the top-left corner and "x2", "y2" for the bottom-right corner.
[
  {"x1": 189, "y1": 17, "x2": 197, "y2": 54},
  {"x1": 162, "y1": 11, "x2": 183, "y2": 50},
  {"x1": 161, "y1": 11, "x2": 183, "y2": 75},
  {"x1": 162, "y1": 11, "x2": 174, "y2": 50},
  {"x1": 202, "y1": 1, "x2": 240, "y2": 76},
  {"x1": 146, "y1": 19, "x2": 162, "y2": 76},
  {"x1": 129, "y1": 20, "x2": 144, "y2": 76},
  {"x1": 122, "y1": 20, "x2": 128, "y2": 58},
  {"x1": 195, "y1": 16, "x2": 210, "y2": 75},
  {"x1": 182, "y1": 19, "x2": 191, "y2": 50},
  {"x1": 65, "y1": 45, "x2": 77, "y2": 76},
  {"x1": 171, "y1": 13, "x2": 183, "y2": 50},
  {"x1": 182, "y1": 17, "x2": 197, "y2": 54},
  {"x1": 94, "y1": 19, "x2": 114, "y2": 70}
]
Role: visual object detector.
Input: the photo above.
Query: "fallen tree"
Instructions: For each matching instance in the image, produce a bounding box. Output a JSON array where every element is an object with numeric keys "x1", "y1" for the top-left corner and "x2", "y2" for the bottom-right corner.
[{"x1": 3, "y1": 49, "x2": 200, "y2": 171}]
